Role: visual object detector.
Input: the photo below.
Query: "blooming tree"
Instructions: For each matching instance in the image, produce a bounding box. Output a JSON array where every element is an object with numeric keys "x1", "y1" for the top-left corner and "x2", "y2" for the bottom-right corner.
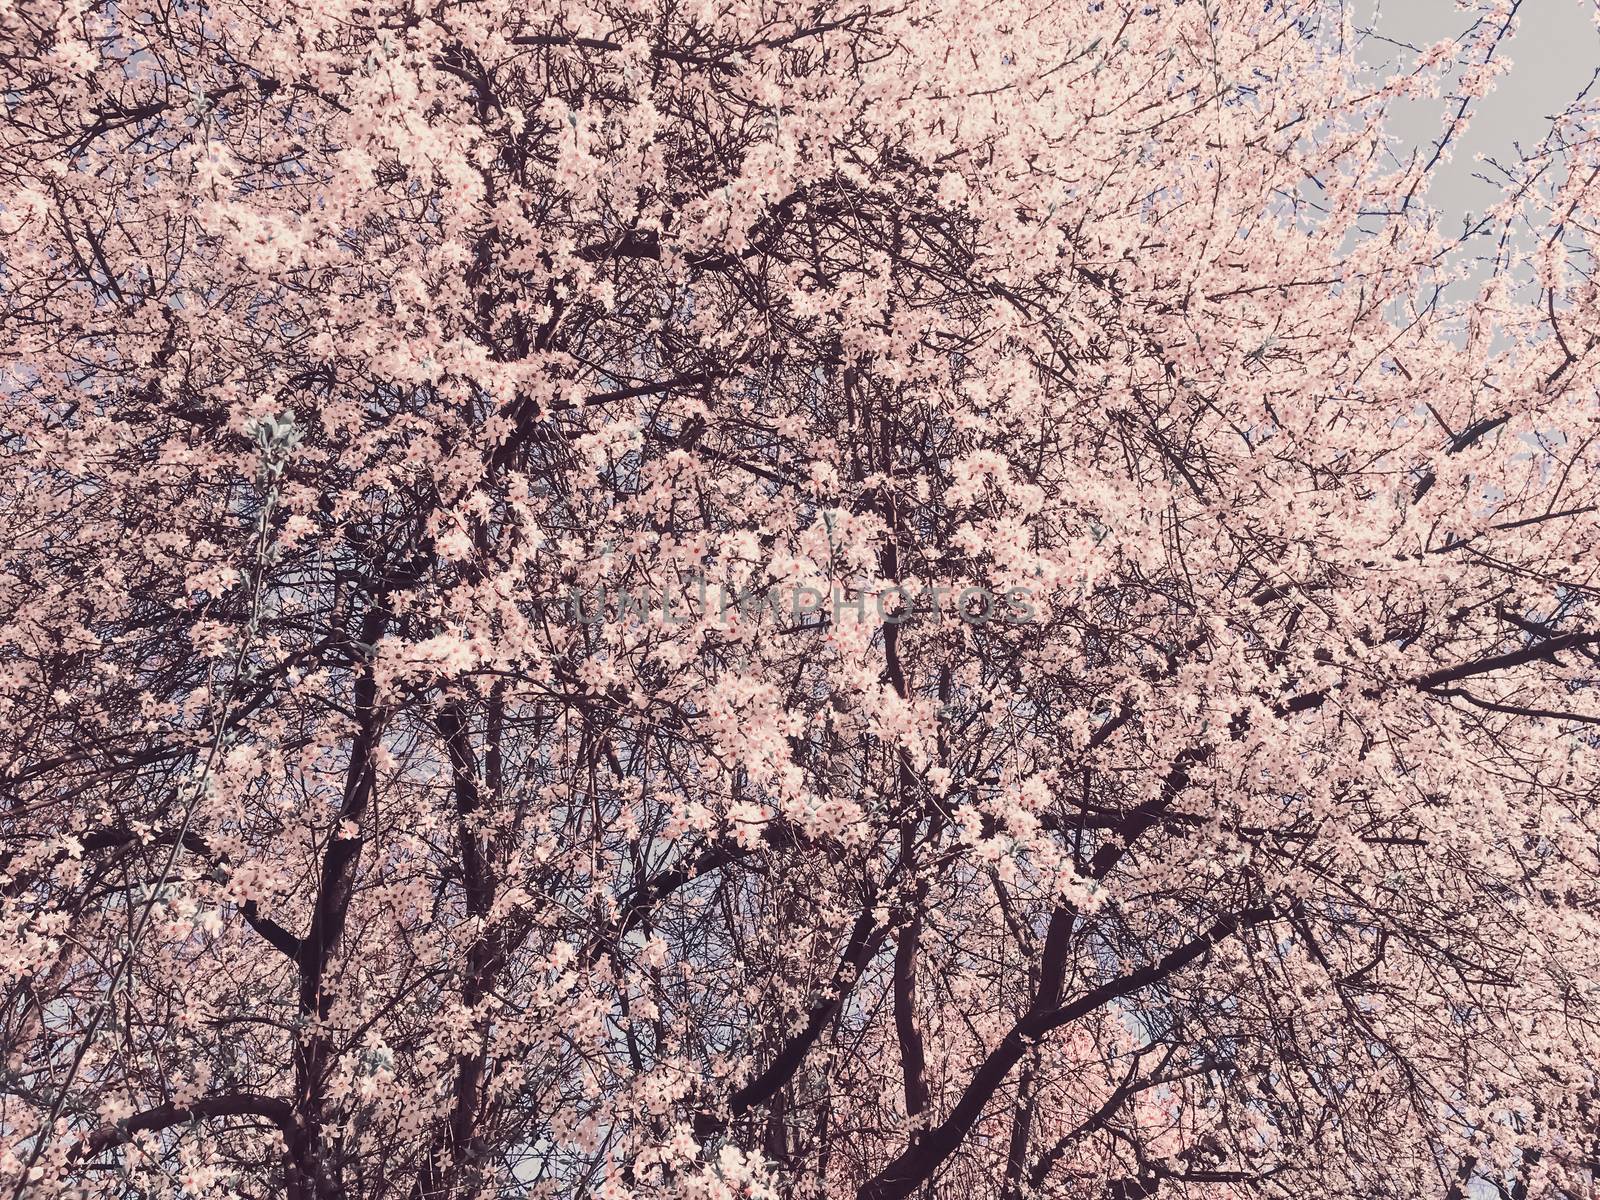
[{"x1": 3, "y1": 0, "x2": 1600, "y2": 1197}]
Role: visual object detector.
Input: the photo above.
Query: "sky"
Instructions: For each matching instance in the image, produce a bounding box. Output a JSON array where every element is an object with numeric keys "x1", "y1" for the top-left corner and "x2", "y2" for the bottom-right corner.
[{"x1": 1360, "y1": 0, "x2": 1600, "y2": 233}]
